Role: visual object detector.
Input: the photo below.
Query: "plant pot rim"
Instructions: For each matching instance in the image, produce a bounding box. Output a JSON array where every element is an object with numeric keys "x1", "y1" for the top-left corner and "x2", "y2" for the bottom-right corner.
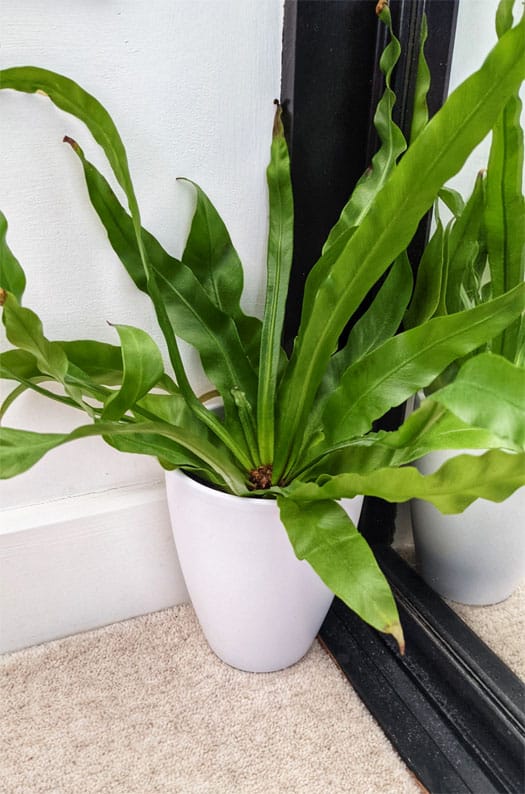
[{"x1": 165, "y1": 466, "x2": 277, "y2": 508}]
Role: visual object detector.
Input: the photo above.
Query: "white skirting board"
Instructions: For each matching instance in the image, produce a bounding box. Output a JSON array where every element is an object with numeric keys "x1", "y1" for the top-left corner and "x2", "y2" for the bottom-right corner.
[{"x1": 0, "y1": 482, "x2": 189, "y2": 654}]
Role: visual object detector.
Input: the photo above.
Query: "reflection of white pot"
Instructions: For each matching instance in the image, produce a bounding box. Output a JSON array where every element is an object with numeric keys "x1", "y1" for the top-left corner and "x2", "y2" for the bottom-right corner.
[
  {"x1": 411, "y1": 449, "x2": 525, "y2": 605},
  {"x1": 165, "y1": 469, "x2": 363, "y2": 672}
]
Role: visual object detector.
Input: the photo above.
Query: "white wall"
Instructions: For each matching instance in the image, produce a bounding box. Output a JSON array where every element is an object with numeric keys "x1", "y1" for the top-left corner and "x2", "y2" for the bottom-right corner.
[
  {"x1": 0, "y1": 0, "x2": 284, "y2": 651},
  {"x1": 1, "y1": 0, "x2": 284, "y2": 508}
]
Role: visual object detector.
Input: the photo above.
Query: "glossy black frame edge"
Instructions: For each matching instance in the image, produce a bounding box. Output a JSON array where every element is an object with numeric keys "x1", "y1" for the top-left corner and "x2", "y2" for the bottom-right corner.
[
  {"x1": 320, "y1": 548, "x2": 525, "y2": 794},
  {"x1": 280, "y1": 1, "x2": 525, "y2": 792}
]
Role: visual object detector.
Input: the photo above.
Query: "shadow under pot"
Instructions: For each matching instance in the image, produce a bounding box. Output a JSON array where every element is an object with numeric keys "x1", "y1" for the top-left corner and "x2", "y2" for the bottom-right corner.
[
  {"x1": 165, "y1": 468, "x2": 363, "y2": 673},
  {"x1": 411, "y1": 448, "x2": 525, "y2": 606}
]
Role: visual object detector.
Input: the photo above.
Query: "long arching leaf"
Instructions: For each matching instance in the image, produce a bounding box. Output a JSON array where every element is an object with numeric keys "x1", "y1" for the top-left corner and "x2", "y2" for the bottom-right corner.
[
  {"x1": 301, "y1": 400, "x2": 517, "y2": 482},
  {"x1": 63, "y1": 142, "x2": 258, "y2": 447},
  {"x1": 0, "y1": 67, "x2": 141, "y2": 225},
  {"x1": 0, "y1": 67, "x2": 253, "y2": 467},
  {"x1": 0, "y1": 421, "x2": 248, "y2": 494},
  {"x1": 274, "y1": 19, "x2": 525, "y2": 480},
  {"x1": 331, "y1": 252, "x2": 413, "y2": 374},
  {"x1": 282, "y1": 448, "x2": 525, "y2": 515}
]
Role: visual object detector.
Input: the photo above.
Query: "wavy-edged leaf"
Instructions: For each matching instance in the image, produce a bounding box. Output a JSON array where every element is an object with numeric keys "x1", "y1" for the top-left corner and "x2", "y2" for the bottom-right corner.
[
  {"x1": 322, "y1": 5, "x2": 406, "y2": 255},
  {"x1": 431, "y1": 353, "x2": 525, "y2": 449},
  {"x1": 409, "y1": 13, "x2": 430, "y2": 143},
  {"x1": 63, "y1": 140, "x2": 258, "y2": 448},
  {"x1": 63, "y1": 141, "x2": 257, "y2": 445},
  {"x1": 1, "y1": 341, "x2": 126, "y2": 393},
  {"x1": 125, "y1": 391, "x2": 230, "y2": 485},
  {"x1": 129, "y1": 391, "x2": 231, "y2": 486},
  {"x1": 102, "y1": 324, "x2": 164, "y2": 421},
  {"x1": 0, "y1": 349, "x2": 83, "y2": 417},
  {"x1": 0, "y1": 211, "x2": 26, "y2": 302},
  {"x1": 375, "y1": 398, "x2": 519, "y2": 459},
  {"x1": 180, "y1": 178, "x2": 244, "y2": 309},
  {"x1": 151, "y1": 253, "x2": 258, "y2": 409},
  {"x1": 404, "y1": 214, "x2": 445, "y2": 329},
  {"x1": 274, "y1": 17, "x2": 525, "y2": 479},
  {"x1": 180, "y1": 179, "x2": 262, "y2": 369},
  {"x1": 322, "y1": 283, "x2": 525, "y2": 445},
  {"x1": 298, "y1": 399, "x2": 516, "y2": 482},
  {"x1": 0, "y1": 294, "x2": 99, "y2": 412},
  {"x1": 282, "y1": 448, "x2": 525, "y2": 515},
  {"x1": 278, "y1": 496, "x2": 404, "y2": 651},
  {"x1": 1, "y1": 292, "x2": 67, "y2": 381},
  {"x1": 257, "y1": 102, "x2": 294, "y2": 463},
  {"x1": 62, "y1": 138, "x2": 148, "y2": 292},
  {"x1": 0, "y1": 68, "x2": 247, "y2": 463},
  {"x1": 0, "y1": 67, "x2": 142, "y2": 231},
  {"x1": 0, "y1": 420, "x2": 248, "y2": 494},
  {"x1": 134, "y1": 391, "x2": 193, "y2": 426}
]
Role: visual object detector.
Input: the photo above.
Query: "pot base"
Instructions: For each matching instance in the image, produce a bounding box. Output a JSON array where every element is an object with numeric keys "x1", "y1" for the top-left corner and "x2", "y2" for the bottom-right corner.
[{"x1": 165, "y1": 469, "x2": 363, "y2": 672}]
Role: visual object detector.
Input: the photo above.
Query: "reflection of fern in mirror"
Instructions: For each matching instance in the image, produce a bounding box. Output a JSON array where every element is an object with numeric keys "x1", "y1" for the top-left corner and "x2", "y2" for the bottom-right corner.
[
  {"x1": 405, "y1": 1, "x2": 524, "y2": 353},
  {"x1": 403, "y1": 1, "x2": 525, "y2": 442},
  {"x1": 1, "y1": 1, "x2": 524, "y2": 651}
]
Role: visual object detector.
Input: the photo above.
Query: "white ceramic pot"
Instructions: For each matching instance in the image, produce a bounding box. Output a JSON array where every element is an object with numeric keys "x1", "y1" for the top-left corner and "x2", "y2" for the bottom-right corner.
[
  {"x1": 165, "y1": 469, "x2": 363, "y2": 672},
  {"x1": 411, "y1": 449, "x2": 525, "y2": 605}
]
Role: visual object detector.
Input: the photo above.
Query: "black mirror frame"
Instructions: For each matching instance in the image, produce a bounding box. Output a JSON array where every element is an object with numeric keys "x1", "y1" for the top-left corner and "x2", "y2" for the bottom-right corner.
[{"x1": 280, "y1": 2, "x2": 525, "y2": 792}]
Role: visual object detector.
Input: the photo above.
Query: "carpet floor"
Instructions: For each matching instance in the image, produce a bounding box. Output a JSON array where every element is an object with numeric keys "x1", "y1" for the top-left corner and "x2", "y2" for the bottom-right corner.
[
  {"x1": 1, "y1": 604, "x2": 422, "y2": 794},
  {"x1": 1, "y1": 584, "x2": 523, "y2": 794}
]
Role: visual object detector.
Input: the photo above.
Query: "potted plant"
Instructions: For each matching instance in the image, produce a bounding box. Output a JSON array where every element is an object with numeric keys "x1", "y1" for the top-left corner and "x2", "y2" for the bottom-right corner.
[
  {"x1": 404, "y1": 3, "x2": 525, "y2": 605},
  {"x1": 1, "y1": 2, "x2": 524, "y2": 671}
]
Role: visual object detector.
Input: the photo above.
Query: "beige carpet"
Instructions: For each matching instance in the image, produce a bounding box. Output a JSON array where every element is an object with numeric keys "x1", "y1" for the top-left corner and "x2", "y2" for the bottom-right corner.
[
  {"x1": 2, "y1": 584, "x2": 523, "y2": 794},
  {"x1": 1, "y1": 604, "x2": 423, "y2": 794}
]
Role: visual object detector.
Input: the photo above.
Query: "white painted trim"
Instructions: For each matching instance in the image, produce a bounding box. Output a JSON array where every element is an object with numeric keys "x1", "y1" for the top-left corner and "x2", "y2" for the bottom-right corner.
[{"x1": 0, "y1": 482, "x2": 189, "y2": 654}]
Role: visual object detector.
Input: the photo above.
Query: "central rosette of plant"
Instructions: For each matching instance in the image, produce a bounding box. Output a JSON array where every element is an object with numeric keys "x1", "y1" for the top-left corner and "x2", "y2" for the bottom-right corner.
[{"x1": 248, "y1": 464, "x2": 273, "y2": 490}]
